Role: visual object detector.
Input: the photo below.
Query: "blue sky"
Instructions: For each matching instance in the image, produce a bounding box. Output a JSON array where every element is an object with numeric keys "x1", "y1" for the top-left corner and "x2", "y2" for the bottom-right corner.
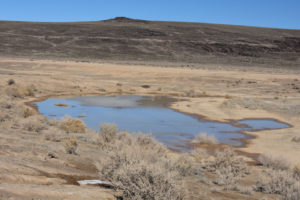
[{"x1": 0, "y1": 0, "x2": 299, "y2": 29}]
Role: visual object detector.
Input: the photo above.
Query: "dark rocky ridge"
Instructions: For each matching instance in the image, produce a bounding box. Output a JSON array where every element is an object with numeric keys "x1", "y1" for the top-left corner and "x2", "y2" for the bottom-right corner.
[{"x1": 0, "y1": 17, "x2": 299, "y2": 68}]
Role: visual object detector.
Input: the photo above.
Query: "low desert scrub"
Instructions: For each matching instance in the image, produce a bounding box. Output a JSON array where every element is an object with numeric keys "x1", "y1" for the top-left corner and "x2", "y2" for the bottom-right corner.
[
  {"x1": 5, "y1": 86, "x2": 26, "y2": 98},
  {"x1": 59, "y1": 117, "x2": 86, "y2": 133},
  {"x1": 43, "y1": 127, "x2": 65, "y2": 142},
  {"x1": 99, "y1": 123, "x2": 117, "y2": 143},
  {"x1": 0, "y1": 113, "x2": 10, "y2": 123},
  {"x1": 258, "y1": 154, "x2": 290, "y2": 171},
  {"x1": 19, "y1": 116, "x2": 47, "y2": 133},
  {"x1": 255, "y1": 169, "x2": 300, "y2": 200},
  {"x1": 4, "y1": 84, "x2": 36, "y2": 98},
  {"x1": 205, "y1": 148, "x2": 249, "y2": 189},
  {"x1": 64, "y1": 137, "x2": 78, "y2": 154},
  {"x1": 293, "y1": 164, "x2": 300, "y2": 180},
  {"x1": 7, "y1": 79, "x2": 15, "y2": 85},
  {"x1": 21, "y1": 105, "x2": 37, "y2": 118},
  {"x1": 291, "y1": 136, "x2": 300, "y2": 143},
  {"x1": 0, "y1": 95, "x2": 14, "y2": 109},
  {"x1": 192, "y1": 133, "x2": 218, "y2": 145},
  {"x1": 232, "y1": 185, "x2": 253, "y2": 196},
  {"x1": 96, "y1": 124, "x2": 187, "y2": 199},
  {"x1": 191, "y1": 148, "x2": 210, "y2": 165},
  {"x1": 25, "y1": 84, "x2": 38, "y2": 96},
  {"x1": 184, "y1": 89, "x2": 196, "y2": 97}
]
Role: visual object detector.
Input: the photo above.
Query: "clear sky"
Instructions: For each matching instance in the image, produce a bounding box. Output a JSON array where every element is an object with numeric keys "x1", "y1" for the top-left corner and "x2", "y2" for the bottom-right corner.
[{"x1": 0, "y1": 0, "x2": 299, "y2": 29}]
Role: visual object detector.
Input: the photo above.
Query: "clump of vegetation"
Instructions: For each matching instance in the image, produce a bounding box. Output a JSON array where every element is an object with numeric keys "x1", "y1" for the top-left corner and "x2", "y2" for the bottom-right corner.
[
  {"x1": 255, "y1": 169, "x2": 300, "y2": 200},
  {"x1": 234, "y1": 186, "x2": 253, "y2": 196},
  {"x1": 293, "y1": 164, "x2": 300, "y2": 180},
  {"x1": 55, "y1": 104, "x2": 68, "y2": 107},
  {"x1": 26, "y1": 84, "x2": 38, "y2": 96},
  {"x1": 96, "y1": 124, "x2": 187, "y2": 200},
  {"x1": 64, "y1": 137, "x2": 78, "y2": 154},
  {"x1": 5, "y1": 86, "x2": 25, "y2": 98},
  {"x1": 0, "y1": 97, "x2": 13, "y2": 109},
  {"x1": 0, "y1": 113, "x2": 10, "y2": 123},
  {"x1": 192, "y1": 133, "x2": 218, "y2": 145},
  {"x1": 4, "y1": 84, "x2": 36, "y2": 98},
  {"x1": 141, "y1": 84, "x2": 150, "y2": 88},
  {"x1": 184, "y1": 89, "x2": 196, "y2": 97},
  {"x1": 7, "y1": 79, "x2": 15, "y2": 85},
  {"x1": 21, "y1": 105, "x2": 37, "y2": 118},
  {"x1": 60, "y1": 117, "x2": 86, "y2": 133},
  {"x1": 258, "y1": 154, "x2": 290, "y2": 171},
  {"x1": 205, "y1": 148, "x2": 249, "y2": 189},
  {"x1": 292, "y1": 136, "x2": 300, "y2": 143},
  {"x1": 99, "y1": 123, "x2": 117, "y2": 143},
  {"x1": 20, "y1": 116, "x2": 46, "y2": 133},
  {"x1": 43, "y1": 126, "x2": 64, "y2": 142}
]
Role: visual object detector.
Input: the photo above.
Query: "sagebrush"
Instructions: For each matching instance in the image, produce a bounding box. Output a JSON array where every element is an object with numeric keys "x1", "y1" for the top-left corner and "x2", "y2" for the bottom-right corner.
[{"x1": 96, "y1": 124, "x2": 187, "y2": 200}]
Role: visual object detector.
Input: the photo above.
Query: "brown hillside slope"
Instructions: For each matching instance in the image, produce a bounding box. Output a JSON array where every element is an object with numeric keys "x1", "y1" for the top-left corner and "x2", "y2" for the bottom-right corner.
[{"x1": 0, "y1": 17, "x2": 300, "y2": 67}]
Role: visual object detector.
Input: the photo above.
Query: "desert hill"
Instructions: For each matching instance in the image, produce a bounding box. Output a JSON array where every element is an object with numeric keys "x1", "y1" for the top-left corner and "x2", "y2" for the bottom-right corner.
[{"x1": 0, "y1": 17, "x2": 299, "y2": 67}]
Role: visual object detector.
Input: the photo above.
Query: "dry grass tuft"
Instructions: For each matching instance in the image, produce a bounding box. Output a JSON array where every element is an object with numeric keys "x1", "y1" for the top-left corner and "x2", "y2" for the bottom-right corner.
[
  {"x1": 192, "y1": 133, "x2": 218, "y2": 145},
  {"x1": 64, "y1": 137, "x2": 78, "y2": 154},
  {"x1": 258, "y1": 154, "x2": 290, "y2": 171},
  {"x1": 60, "y1": 117, "x2": 86, "y2": 133}
]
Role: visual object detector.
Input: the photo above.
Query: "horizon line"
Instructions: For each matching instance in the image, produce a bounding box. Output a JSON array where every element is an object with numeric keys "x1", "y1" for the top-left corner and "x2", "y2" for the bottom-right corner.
[{"x1": 0, "y1": 17, "x2": 299, "y2": 31}]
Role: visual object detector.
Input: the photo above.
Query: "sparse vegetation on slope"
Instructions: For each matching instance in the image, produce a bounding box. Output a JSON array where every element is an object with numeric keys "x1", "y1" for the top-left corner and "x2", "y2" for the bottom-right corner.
[
  {"x1": 1, "y1": 18, "x2": 300, "y2": 68},
  {"x1": 96, "y1": 125, "x2": 187, "y2": 200}
]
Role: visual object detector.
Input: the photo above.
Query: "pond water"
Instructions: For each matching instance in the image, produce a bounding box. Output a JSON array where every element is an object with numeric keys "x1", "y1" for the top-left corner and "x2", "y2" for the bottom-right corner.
[{"x1": 35, "y1": 95, "x2": 290, "y2": 151}]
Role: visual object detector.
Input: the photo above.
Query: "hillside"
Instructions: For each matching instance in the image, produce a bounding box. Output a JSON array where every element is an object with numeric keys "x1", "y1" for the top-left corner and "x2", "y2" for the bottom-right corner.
[{"x1": 0, "y1": 17, "x2": 300, "y2": 67}]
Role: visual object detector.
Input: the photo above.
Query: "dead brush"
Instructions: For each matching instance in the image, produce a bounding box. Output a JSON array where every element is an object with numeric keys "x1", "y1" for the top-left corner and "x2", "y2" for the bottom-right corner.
[
  {"x1": 96, "y1": 126, "x2": 187, "y2": 200},
  {"x1": 21, "y1": 105, "x2": 37, "y2": 118},
  {"x1": 258, "y1": 154, "x2": 290, "y2": 171},
  {"x1": 19, "y1": 116, "x2": 47, "y2": 133},
  {"x1": 192, "y1": 133, "x2": 218, "y2": 145},
  {"x1": 99, "y1": 123, "x2": 117, "y2": 143},
  {"x1": 7, "y1": 79, "x2": 15, "y2": 85},
  {"x1": 60, "y1": 117, "x2": 86, "y2": 133},
  {"x1": 205, "y1": 148, "x2": 249, "y2": 188},
  {"x1": 255, "y1": 169, "x2": 300, "y2": 200},
  {"x1": 64, "y1": 137, "x2": 78, "y2": 154},
  {"x1": 293, "y1": 164, "x2": 300, "y2": 180},
  {"x1": 43, "y1": 127, "x2": 65, "y2": 142},
  {"x1": 4, "y1": 84, "x2": 36, "y2": 98},
  {"x1": 4, "y1": 86, "x2": 25, "y2": 98},
  {"x1": 291, "y1": 136, "x2": 300, "y2": 143}
]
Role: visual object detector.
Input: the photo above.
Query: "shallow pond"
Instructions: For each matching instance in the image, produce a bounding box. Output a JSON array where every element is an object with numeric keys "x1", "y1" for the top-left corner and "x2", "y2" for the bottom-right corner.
[{"x1": 35, "y1": 95, "x2": 290, "y2": 151}]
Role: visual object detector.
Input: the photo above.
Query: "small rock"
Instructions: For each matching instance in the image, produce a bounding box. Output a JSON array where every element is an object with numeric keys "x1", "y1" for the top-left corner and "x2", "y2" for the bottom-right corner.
[
  {"x1": 141, "y1": 85, "x2": 151, "y2": 88},
  {"x1": 77, "y1": 180, "x2": 114, "y2": 188}
]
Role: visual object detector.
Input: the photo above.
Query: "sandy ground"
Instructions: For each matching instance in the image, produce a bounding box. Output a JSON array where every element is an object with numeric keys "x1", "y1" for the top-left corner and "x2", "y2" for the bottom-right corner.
[{"x1": 0, "y1": 57, "x2": 299, "y2": 199}]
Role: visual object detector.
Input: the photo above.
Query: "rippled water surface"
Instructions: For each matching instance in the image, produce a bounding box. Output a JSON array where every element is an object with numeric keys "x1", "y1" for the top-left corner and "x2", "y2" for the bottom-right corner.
[{"x1": 35, "y1": 95, "x2": 290, "y2": 151}]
